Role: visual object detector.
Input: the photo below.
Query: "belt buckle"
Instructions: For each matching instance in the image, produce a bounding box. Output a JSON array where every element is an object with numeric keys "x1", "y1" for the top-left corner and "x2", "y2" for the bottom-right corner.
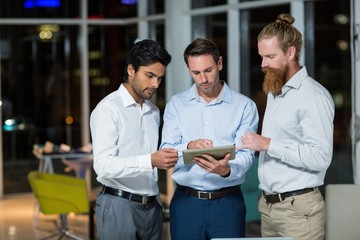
[
  {"x1": 141, "y1": 196, "x2": 149, "y2": 205},
  {"x1": 264, "y1": 192, "x2": 282, "y2": 205},
  {"x1": 198, "y1": 191, "x2": 210, "y2": 200}
]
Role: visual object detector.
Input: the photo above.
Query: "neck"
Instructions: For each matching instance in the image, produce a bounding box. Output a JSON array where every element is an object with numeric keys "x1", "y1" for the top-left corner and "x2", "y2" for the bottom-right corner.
[
  {"x1": 123, "y1": 82, "x2": 143, "y2": 105},
  {"x1": 199, "y1": 81, "x2": 223, "y2": 103},
  {"x1": 285, "y1": 64, "x2": 301, "y2": 82}
]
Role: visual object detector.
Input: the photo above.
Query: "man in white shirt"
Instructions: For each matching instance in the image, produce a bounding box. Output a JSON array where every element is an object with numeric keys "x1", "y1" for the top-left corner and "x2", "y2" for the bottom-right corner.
[
  {"x1": 238, "y1": 14, "x2": 335, "y2": 240},
  {"x1": 90, "y1": 39, "x2": 178, "y2": 239}
]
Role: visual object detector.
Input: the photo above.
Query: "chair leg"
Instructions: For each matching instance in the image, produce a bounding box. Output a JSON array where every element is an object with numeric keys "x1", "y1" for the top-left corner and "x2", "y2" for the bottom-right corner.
[
  {"x1": 39, "y1": 232, "x2": 61, "y2": 240},
  {"x1": 60, "y1": 214, "x2": 85, "y2": 240},
  {"x1": 33, "y1": 200, "x2": 59, "y2": 232}
]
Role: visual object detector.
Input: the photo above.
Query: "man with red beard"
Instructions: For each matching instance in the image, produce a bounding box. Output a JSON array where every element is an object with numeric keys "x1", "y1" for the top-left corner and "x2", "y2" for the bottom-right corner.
[{"x1": 238, "y1": 13, "x2": 335, "y2": 240}]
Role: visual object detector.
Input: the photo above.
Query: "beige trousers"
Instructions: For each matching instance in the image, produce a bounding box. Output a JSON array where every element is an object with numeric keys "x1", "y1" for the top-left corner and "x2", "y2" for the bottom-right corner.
[{"x1": 258, "y1": 188, "x2": 325, "y2": 240}]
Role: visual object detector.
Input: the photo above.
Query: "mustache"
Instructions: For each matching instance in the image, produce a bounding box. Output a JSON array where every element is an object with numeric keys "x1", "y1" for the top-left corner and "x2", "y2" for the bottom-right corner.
[
  {"x1": 261, "y1": 66, "x2": 273, "y2": 74},
  {"x1": 145, "y1": 87, "x2": 157, "y2": 91}
]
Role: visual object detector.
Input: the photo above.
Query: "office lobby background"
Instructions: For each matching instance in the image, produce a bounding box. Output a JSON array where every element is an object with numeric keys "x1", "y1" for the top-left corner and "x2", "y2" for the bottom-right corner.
[{"x1": 0, "y1": 0, "x2": 358, "y2": 200}]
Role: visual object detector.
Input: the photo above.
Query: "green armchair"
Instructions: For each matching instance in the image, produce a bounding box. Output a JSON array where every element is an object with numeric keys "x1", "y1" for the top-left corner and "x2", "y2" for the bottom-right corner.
[{"x1": 28, "y1": 171, "x2": 90, "y2": 240}]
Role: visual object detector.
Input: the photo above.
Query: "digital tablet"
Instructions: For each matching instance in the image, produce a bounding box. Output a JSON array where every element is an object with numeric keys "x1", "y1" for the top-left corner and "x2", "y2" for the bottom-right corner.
[{"x1": 182, "y1": 144, "x2": 236, "y2": 165}]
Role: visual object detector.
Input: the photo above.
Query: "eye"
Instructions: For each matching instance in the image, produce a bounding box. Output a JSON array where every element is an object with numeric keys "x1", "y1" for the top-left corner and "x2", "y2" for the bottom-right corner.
[{"x1": 146, "y1": 73, "x2": 155, "y2": 78}]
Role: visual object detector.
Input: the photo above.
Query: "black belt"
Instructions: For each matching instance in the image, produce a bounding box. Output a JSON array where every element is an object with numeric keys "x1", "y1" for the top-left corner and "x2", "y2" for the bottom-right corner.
[
  {"x1": 263, "y1": 187, "x2": 317, "y2": 204},
  {"x1": 102, "y1": 186, "x2": 156, "y2": 205},
  {"x1": 177, "y1": 185, "x2": 240, "y2": 200}
]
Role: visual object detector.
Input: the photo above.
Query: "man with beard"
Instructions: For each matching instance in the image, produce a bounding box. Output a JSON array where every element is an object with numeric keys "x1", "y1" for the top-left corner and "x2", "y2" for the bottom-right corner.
[
  {"x1": 160, "y1": 38, "x2": 259, "y2": 239},
  {"x1": 90, "y1": 39, "x2": 178, "y2": 239},
  {"x1": 238, "y1": 13, "x2": 335, "y2": 240}
]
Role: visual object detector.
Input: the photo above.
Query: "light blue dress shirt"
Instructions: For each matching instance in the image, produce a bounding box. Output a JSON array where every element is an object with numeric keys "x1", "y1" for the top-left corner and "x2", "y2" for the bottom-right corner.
[
  {"x1": 90, "y1": 84, "x2": 160, "y2": 196},
  {"x1": 160, "y1": 82, "x2": 259, "y2": 190},
  {"x1": 259, "y1": 67, "x2": 335, "y2": 194}
]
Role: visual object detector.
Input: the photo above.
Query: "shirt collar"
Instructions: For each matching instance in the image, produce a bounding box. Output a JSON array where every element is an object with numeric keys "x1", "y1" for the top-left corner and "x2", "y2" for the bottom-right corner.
[
  {"x1": 185, "y1": 81, "x2": 232, "y2": 104},
  {"x1": 279, "y1": 66, "x2": 308, "y2": 97},
  {"x1": 118, "y1": 84, "x2": 151, "y2": 112}
]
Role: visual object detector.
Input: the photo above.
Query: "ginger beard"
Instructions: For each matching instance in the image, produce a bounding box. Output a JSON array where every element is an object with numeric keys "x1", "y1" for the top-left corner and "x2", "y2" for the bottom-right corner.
[{"x1": 262, "y1": 66, "x2": 287, "y2": 96}]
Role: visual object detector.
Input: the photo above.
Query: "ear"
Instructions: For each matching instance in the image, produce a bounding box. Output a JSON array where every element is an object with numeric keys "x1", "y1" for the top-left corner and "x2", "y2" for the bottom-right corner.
[
  {"x1": 287, "y1": 46, "x2": 297, "y2": 61},
  {"x1": 218, "y1": 56, "x2": 223, "y2": 71},
  {"x1": 127, "y1": 64, "x2": 135, "y2": 79}
]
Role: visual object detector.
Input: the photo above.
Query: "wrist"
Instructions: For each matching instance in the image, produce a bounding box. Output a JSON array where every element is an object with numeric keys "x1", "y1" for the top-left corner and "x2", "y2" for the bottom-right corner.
[{"x1": 221, "y1": 167, "x2": 231, "y2": 178}]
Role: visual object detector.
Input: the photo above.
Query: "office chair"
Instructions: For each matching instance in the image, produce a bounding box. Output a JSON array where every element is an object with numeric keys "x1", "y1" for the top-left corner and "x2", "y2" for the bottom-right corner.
[
  {"x1": 325, "y1": 184, "x2": 360, "y2": 240},
  {"x1": 28, "y1": 171, "x2": 90, "y2": 240}
]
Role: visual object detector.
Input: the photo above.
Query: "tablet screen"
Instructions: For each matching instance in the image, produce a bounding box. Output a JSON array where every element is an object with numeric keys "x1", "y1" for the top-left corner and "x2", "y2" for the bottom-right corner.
[{"x1": 182, "y1": 144, "x2": 235, "y2": 164}]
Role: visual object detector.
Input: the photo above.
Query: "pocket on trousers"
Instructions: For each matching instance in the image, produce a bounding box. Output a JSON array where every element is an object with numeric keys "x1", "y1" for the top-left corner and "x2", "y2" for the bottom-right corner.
[{"x1": 290, "y1": 191, "x2": 323, "y2": 217}]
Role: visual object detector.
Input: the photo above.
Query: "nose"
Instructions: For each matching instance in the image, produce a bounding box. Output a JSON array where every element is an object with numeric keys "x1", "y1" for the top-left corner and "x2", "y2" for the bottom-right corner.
[
  {"x1": 152, "y1": 78, "x2": 161, "y2": 88},
  {"x1": 200, "y1": 72, "x2": 207, "y2": 83},
  {"x1": 261, "y1": 58, "x2": 269, "y2": 68}
]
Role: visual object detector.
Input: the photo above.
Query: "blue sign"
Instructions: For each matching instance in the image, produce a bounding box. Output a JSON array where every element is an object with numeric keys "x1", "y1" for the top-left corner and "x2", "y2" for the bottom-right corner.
[
  {"x1": 121, "y1": 0, "x2": 137, "y2": 5},
  {"x1": 24, "y1": 0, "x2": 60, "y2": 8}
]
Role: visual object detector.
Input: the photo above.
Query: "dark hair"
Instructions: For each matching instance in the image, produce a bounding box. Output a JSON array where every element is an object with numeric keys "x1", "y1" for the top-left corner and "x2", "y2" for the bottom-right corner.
[
  {"x1": 124, "y1": 39, "x2": 172, "y2": 82},
  {"x1": 258, "y1": 13, "x2": 302, "y2": 62},
  {"x1": 183, "y1": 38, "x2": 220, "y2": 66}
]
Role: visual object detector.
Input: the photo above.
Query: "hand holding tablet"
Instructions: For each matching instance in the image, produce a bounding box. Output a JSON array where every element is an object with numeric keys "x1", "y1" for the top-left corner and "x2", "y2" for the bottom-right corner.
[{"x1": 182, "y1": 144, "x2": 236, "y2": 164}]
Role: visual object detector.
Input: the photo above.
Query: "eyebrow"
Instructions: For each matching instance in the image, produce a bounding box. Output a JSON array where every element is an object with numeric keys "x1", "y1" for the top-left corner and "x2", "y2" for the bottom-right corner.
[
  {"x1": 191, "y1": 67, "x2": 212, "y2": 73},
  {"x1": 145, "y1": 71, "x2": 164, "y2": 78}
]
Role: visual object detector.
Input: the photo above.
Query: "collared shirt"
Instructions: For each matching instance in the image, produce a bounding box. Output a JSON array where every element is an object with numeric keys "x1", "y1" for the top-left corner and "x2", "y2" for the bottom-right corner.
[
  {"x1": 160, "y1": 82, "x2": 259, "y2": 190},
  {"x1": 90, "y1": 84, "x2": 160, "y2": 196},
  {"x1": 259, "y1": 67, "x2": 335, "y2": 194}
]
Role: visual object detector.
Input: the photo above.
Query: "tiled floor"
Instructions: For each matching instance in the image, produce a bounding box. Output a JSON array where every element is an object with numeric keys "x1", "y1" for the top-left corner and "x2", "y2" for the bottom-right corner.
[{"x1": 0, "y1": 193, "x2": 260, "y2": 240}]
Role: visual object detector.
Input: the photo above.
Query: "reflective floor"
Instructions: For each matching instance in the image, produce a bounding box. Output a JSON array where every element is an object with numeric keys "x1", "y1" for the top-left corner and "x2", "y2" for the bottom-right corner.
[
  {"x1": 0, "y1": 193, "x2": 93, "y2": 240},
  {"x1": 0, "y1": 193, "x2": 260, "y2": 240},
  {"x1": 0, "y1": 192, "x2": 171, "y2": 240}
]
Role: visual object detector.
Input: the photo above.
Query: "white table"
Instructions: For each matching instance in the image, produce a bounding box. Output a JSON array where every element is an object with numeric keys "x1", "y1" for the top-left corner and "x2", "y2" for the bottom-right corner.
[
  {"x1": 38, "y1": 152, "x2": 92, "y2": 173},
  {"x1": 37, "y1": 152, "x2": 93, "y2": 191}
]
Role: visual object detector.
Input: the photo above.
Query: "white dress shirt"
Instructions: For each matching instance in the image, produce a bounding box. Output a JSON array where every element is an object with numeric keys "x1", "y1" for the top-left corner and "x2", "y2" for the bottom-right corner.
[
  {"x1": 259, "y1": 67, "x2": 335, "y2": 194},
  {"x1": 90, "y1": 84, "x2": 160, "y2": 196}
]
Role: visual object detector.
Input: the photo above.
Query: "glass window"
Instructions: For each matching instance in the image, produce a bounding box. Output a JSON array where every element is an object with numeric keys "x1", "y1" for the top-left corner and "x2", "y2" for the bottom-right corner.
[
  {"x1": 313, "y1": 0, "x2": 352, "y2": 184},
  {"x1": 88, "y1": 25, "x2": 138, "y2": 112},
  {"x1": 148, "y1": 0, "x2": 164, "y2": 15},
  {"x1": 192, "y1": 0, "x2": 229, "y2": 9},
  {"x1": 88, "y1": 0, "x2": 137, "y2": 19},
  {"x1": 1, "y1": 25, "x2": 81, "y2": 193},
  {"x1": 0, "y1": 0, "x2": 80, "y2": 18}
]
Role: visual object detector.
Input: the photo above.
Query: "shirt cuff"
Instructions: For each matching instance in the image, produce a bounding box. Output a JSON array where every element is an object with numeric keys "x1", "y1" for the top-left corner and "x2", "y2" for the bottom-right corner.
[
  {"x1": 137, "y1": 153, "x2": 153, "y2": 170},
  {"x1": 267, "y1": 139, "x2": 283, "y2": 159}
]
